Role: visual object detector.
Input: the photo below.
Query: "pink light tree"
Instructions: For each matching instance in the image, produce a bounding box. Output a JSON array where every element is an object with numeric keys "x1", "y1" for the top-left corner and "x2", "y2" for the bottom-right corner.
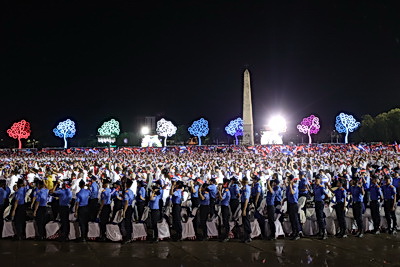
[
  {"x1": 297, "y1": 115, "x2": 320, "y2": 144},
  {"x1": 7, "y1": 120, "x2": 31, "y2": 149}
]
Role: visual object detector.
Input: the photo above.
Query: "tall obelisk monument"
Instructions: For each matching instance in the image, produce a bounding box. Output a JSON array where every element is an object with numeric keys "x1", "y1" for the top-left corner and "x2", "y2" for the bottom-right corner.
[{"x1": 242, "y1": 69, "x2": 254, "y2": 145}]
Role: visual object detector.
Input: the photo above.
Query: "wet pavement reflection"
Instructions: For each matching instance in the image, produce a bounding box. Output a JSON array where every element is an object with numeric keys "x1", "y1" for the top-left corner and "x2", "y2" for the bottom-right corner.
[{"x1": 1, "y1": 234, "x2": 399, "y2": 266}]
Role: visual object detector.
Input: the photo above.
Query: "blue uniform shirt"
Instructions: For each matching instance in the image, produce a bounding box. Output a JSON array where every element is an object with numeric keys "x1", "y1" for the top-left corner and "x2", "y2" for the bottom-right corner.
[
  {"x1": 208, "y1": 184, "x2": 217, "y2": 199},
  {"x1": 124, "y1": 189, "x2": 135, "y2": 205},
  {"x1": 314, "y1": 185, "x2": 327, "y2": 202},
  {"x1": 191, "y1": 184, "x2": 199, "y2": 198},
  {"x1": 382, "y1": 184, "x2": 396, "y2": 200},
  {"x1": 15, "y1": 186, "x2": 27, "y2": 205},
  {"x1": 299, "y1": 178, "x2": 309, "y2": 196},
  {"x1": 392, "y1": 178, "x2": 400, "y2": 189},
  {"x1": 274, "y1": 186, "x2": 282, "y2": 202},
  {"x1": 240, "y1": 185, "x2": 251, "y2": 203},
  {"x1": 0, "y1": 188, "x2": 6, "y2": 205},
  {"x1": 90, "y1": 182, "x2": 99, "y2": 199},
  {"x1": 149, "y1": 193, "x2": 161, "y2": 209},
  {"x1": 136, "y1": 187, "x2": 146, "y2": 202},
  {"x1": 369, "y1": 184, "x2": 382, "y2": 201},
  {"x1": 54, "y1": 188, "x2": 72, "y2": 206},
  {"x1": 287, "y1": 183, "x2": 299, "y2": 204},
  {"x1": 266, "y1": 190, "x2": 276, "y2": 206},
  {"x1": 221, "y1": 188, "x2": 231, "y2": 206},
  {"x1": 5, "y1": 187, "x2": 11, "y2": 198},
  {"x1": 172, "y1": 189, "x2": 182, "y2": 204},
  {"x1": 76, "y1": 188, "x2": 90, "y2": 206},
  {"x1": 334, "y1": 187, "x2": 347, "y2": 203},
  {"x1": 363, "y1": 176, "x2": 371, "y2": 190},
  {"x1": 101, "y1": 188, "x2": 112, "y2": 205},
  {"x1": 36, "y1": 188, "x2": 49, "y2": 207},
  {"x1": 200, "y1": 191, "x2": 210, "y2": 205},
  {"x1": 229, "y1": 184, "x2": 239, "y2": 200},
  {"x1": 251, "y1": 182, "x2": 262, "y2": 197},
  {"x1": 350, "y1": 186, "x2": 363, "y2": 203}
]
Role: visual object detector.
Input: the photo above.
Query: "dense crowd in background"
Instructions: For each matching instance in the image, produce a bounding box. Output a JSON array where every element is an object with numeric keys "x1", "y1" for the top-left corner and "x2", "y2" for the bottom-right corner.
[{"x1": 0, "y1": 144, "x2": 399, "y2": 243}]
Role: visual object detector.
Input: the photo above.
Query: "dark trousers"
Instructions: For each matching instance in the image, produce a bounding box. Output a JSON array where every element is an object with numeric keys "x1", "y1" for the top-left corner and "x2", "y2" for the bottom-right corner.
[
  {"x1": 0, "y1": 204, "x2": 4, "y2": 238},
  {"x1": 191, "y1": 197, "x2": 199, "y2": 233},
  {"x1": 89, "y1": 198, "x2": 99, "y2": 222},
  {"x1": 315, "y1": 201, "x2": 326, "y2": 232},
  {"x1": 172, "y1": 204, "x2": 182, "y2": 239},
  {"x1": 70, "y1": 198, "x2": 76, "y2": 213},
  {"x1": 335, "y1": 202, "x2": 346, "y2": 234},
  {"x1": 78, "y1": 206, "x2": 89, "y2": 239},
  {"x1": 191, "y1": 197, "x2": 199, "y2": 209},
  {"x1": 123, "y1": 206, "x2": 133, "y2": 240},
  {"x1": 288, "y1": 202, "x2": 300, "y2": 235},
  {"x1": 267, "y1": 205, "x2": 275, "y2": 237},
  {"x1": 230, "y1": 199, "x2": 239, "y2": 218},
  {"x1": 370, "y1": 200, "x2": 381, "y2": 231},
  {"x1": 241, "y1": 203, "x2": 251, "y2": 239},
  {"x1": 210, "y1": 198, "x2": 216, "y2": 217},
  {"x1": 150, "y1": 209, "x2": 160, "y2": 239},
  {"x1": 99, "y1": 204, "x2": 111, "y2": 238},
  {"x1": 384, "y1": 199, "x2": 397, "y2": 230},
  {"x1": 221, "y1": 205, "x2": 230, "y2": 239},
  {"x1": 59, "y1": 206, "x2": 70, "y2": 238},
  {"x1": 111, "y1": 199, "x2": 122, "y2": 222},
  {"x1": 35, "y1": 206, "x2": 47, "y2": 238},
  {"x1": 199, "y1": 205, "x2": 210, "y2": 238},
  {"x1": 137, "y1": 201, "x2": 145, "y2": 221},
  {"x1": 51, "y1": 198, "x2": 59, "y2": 221},
  {"x1": 353, "y1": 202, "x2": 363, "y2": 232},
  {"x1": 14, "y1": 205, "x2": 26, "y2": 238}
]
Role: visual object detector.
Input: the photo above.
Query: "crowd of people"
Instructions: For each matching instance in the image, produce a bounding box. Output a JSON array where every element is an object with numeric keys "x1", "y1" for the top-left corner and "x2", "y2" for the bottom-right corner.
[{"x1": 0, "y1": 144, "x2": 399, "y2": 244}]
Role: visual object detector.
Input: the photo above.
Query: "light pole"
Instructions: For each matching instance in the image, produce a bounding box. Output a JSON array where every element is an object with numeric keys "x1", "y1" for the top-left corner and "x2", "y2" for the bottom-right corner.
[{"x1": 97, "y1": 135, "x2": 116, "y2": 159}]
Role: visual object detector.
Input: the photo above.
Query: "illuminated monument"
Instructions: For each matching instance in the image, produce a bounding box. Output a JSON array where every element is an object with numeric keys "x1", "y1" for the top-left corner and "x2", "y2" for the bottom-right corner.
[{"x1": 242, "y1": 69, "x2": 254, "y2": 145}]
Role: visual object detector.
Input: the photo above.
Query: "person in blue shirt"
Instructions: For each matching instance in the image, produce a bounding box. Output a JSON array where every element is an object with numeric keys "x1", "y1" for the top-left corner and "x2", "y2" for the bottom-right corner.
[
  {"x1": 382, "y1": 176, "x2": 397, "y2": 234},
  {"x1": 298, "y1": 172, "x2": 310, "y2": 198},
  {"x1": 52, "y1": 179, "x2": 72, "y2": 241},
  {"x1": 266, "y1": 178, "x2": 277, "y2": 240},
  {"x1": 190, "y1": 179, "x2": 200, "y2": 208},
  {"x1": 11, "y1": 179, "x2": 28, "y2": 240},
  {"x1": 251, "y1": 176, "x2": 266, "y2": 239},
  {"x1": 33, "y1": 180, "x2": 49, "y2": 240},
  {"x1": 149, "y1": 182, "x2": 162, "y2": 243},
  {"x1": 350, "y1": 179, "x2": 365, "y2": 237},
  {"x1": 240, "y1": 177, "x2": 252, "y2": 243},
  {"x1": 328, "y1": 178, "x2": 347, "y2": 238},
  {"x1": 219, "y1": 179, "x2": 231, "y2": 242},
  {"x1": 97, "y1": 179, "x2": 112, "y2": 241},
  {"x1": 170, "y1": 180, "x2": 183, "y2": 241},
  {"x1": 74, "y1": 180, "x2": 90, "y2": 242},
  {"x1": 198, "y1": 183, "x2": 210, "y2": 241},
  {"x1": 89, "y1": 176, "x2": 100, "y2": 222},
  {"x1": 369, "y1": 177, "x2": 382, "y2": 234},
  {"x1": 136, "y1": 180, "x2": 147, "y2": 221},
  {"x1": 286, "y1": 175, "x2": 301, "y2": 240},
  {"x1": 229, "y1": 177, "x2": 240, "y2": 216},
  {"x1": 122, "y1": 179, "x2": 135, "y2": 244},
  {"x1": 313, "y1": 176, "x2": 329, "y2": 240},
  {"x1": 110, "y1": 181, "x2": 123, "y2": 223},
  {"x1": 0, "y1": 179, "x2": 7, "y2": 238},
  {"x1": 208, "y1": 178, "x2": 218, "y2": 218}
]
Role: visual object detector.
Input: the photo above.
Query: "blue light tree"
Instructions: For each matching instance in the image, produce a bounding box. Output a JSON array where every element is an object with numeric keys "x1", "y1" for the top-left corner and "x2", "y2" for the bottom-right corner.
[
  {"x1": 188, "y1": 118, "x2": 209, "y2": 146},
  {"x1": 53, "y1": 119, "x2": 76, "y2": 148},
  {"x1": 335, "y1": 113, "x2": 360, "y2": 144},
  {"x1": 225, "y1": 117, "x2": 243, "y2": 145}
]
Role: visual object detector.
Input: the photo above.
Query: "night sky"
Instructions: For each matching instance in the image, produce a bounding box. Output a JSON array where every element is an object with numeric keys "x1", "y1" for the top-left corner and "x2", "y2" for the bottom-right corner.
[{"x1": 1, "y1": 1, "x2": 400, "y2": 146}]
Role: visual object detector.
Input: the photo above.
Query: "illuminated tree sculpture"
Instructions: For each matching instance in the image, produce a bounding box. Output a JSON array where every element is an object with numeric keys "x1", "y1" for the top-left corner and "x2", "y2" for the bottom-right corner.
[
  {"x1": 188, "y1": 118, "x2": 209, "y2": 146},
  {"x1": 335, "y1": 113, "x2": 360, "y2": 144},
  {"x1": 225, "y1": 117, "x2": 243, "y2": 145},
  {"x1": 53, "y1": 119, "x2": 76, "y2": 148},
  {"x1": 98, "y1": 119, "x2": 120, "y2": 136},
  {"x1": 156, "y1": 118, "x2": 177, "y2": 147},
  {"x1": 7, "y1": 120, "x2": 31, "y2": 149},
  {"x1": 297, "y1": 115, "x2": 320, "y2": 144}
]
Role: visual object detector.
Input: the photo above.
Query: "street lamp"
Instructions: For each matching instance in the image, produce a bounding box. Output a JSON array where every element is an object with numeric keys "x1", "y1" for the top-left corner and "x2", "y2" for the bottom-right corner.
[{"x1": 141, "y1": 126, "x2": 150, "y2": 135}]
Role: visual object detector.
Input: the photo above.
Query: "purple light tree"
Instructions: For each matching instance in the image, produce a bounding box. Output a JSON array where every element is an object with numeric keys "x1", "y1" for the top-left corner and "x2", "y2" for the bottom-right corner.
[
  {"x1": 225, "y1": 117, "x2": 243, "y2": 145},
  {"x1": 297, "y1": 115, "x2": 320, "y2": 144}
]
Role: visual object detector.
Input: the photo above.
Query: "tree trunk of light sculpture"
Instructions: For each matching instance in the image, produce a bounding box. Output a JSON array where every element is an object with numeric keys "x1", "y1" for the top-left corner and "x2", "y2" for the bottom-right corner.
[
  {"x1": 235, "y1": 135, "x2": 238, "y2": 145},
  {"x1": 18, "y1": 138, "x2": 22, "y2": 149},
  {"x1": 345, "y1": 129, "x2": 349, "y2": 144},
  {"x1": 164, "y1": 137, "x2": 167, "y2": 147},
  {"x1": 198, "y1": 136, "x2": 202, "y2": 146},
  {"x1": 64, "y1": 134, "x2": 68, "y2": 149},
  {"x1": 308, "y1": 130, "x2": 312, "y2": 144}
]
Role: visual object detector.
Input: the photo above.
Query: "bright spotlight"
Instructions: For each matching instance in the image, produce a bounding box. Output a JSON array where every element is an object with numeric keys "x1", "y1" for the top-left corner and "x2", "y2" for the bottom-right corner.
[
  {"x1": 268, "y1": 116, "x2": 287, "y2": 133},
  {"x1": 141, "y1": 126, "x2": 150, "y2": 135}
]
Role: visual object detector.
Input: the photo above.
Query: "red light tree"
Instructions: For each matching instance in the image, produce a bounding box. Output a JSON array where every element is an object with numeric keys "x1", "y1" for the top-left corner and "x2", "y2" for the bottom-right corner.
[{"x1": 7, "y1": 120, "x2": 31, "y2": 149}]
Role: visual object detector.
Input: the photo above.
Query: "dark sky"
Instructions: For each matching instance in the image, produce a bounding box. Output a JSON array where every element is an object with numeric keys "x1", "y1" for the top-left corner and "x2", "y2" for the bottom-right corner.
[{"x1": 1, "y1": 1, "x2": 400, "y2": 146}]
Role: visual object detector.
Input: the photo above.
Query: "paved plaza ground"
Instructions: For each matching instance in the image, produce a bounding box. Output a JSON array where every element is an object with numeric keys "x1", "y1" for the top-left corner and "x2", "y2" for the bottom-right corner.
[{"x1": 1, "y1": 234, "x2": 399, "y2": 266}]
